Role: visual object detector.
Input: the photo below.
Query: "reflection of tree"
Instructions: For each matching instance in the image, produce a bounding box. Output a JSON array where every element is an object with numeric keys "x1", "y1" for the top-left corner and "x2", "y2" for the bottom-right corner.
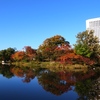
[
  {"x1": 11, "y1": 67, "x2": 24, "y2": 77},
  {"x1": 22, "y1": 69, "x2": 35, "y2": 83},
  {"x1": 88, "y1": 74, "x2": 100, "y2": 100},
  {"x1": 57, "y1": 71, "x2": 76, "y2": 84},
  {"x1": 11, "y1": 67, "x2": 36, "y2": 83},
  {"x1": 37, "y1": 69, "x2": 76, "y2": 95},
  {"x1": 0, "y1": 65, "x2": 14, "y2": 78},
  {"x1": 37, "y1": 68, "x2": 99, "y2": 97},
  {"x1": 75, "y1": 79, "x2": 92, "y2": 100},
  {"x1": 75, "y1": 70, "x2": 100, "y2": 100},
  {"x1": 73, "y1": 70, "x2": 95, "y2": 81}
]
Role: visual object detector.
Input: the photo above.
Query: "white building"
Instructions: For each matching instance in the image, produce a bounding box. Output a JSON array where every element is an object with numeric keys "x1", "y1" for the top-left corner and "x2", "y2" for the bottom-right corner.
[{"x1": 86, "y1": 17, "x2": 100, "y2": 41}]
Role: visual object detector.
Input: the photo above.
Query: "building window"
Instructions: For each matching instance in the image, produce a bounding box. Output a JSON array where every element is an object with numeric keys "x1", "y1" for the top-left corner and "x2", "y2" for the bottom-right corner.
[{"x1": 99, "y1": 20, "x2": 100, "y2": 26}]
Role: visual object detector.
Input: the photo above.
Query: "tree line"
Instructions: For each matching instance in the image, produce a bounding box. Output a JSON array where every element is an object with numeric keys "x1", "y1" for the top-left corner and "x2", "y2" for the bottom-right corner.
[{"x1": 0, "y1": 30, "x2": 100, "y2": 65}]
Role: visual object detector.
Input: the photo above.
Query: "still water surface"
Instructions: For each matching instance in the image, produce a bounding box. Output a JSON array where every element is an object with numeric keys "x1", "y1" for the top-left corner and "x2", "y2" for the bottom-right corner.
[{"x1": 0, "y1": 65, "x2": 99, "y2": 100}]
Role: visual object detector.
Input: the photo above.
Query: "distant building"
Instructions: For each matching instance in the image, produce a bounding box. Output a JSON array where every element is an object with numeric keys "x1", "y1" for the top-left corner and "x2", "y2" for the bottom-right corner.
[{"x1": 86, "y1": 17, "x2": 100, "y2": 41}]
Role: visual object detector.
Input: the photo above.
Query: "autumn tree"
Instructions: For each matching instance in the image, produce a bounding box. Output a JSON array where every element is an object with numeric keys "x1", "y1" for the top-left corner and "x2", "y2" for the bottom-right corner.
[
  {"x1": 74, "y1": 30, "x2": 100, "y2": 58},
  {"x1": 59, "y1": 53, "x2": 95, "y2": 65},
  {"x1": 37, "y1": 35, "x2": 70, "y2": 61},
  {"x1": 11, "y1": 51, "x2": 25, "y2": 61},
  {"x1": 54, "y1": 41, "x2": 73, "y2": 60},
  {"x1": 23, "y1": 46, "x2": 37, "y2": 61}
]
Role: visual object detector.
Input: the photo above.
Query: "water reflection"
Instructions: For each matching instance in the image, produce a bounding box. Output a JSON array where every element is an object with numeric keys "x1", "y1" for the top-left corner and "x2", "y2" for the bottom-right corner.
[
  {"x1": 37, "y1": 70, "x2": 75, "y2": 95},
  {"x1": 0, "y1": 65, "x2": 100, "y2": 100},
  {"x1": 75, "y1": 70, "x2": 100, "y2": 100},
  {"x1": 10, "y1": 67, "x2": 36, "y2": 83},
  {"x1": 0, "y1": 65, "x2": 14, "y2": 78}
]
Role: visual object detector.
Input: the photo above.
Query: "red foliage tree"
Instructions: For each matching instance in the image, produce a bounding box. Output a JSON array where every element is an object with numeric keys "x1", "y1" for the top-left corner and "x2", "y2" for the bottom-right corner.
[
  {"x1": 54, "y1": 42, "x2": 73, "y2": 61},
  {"x1": 11, "y1": 51, "x2": 25, "y2": 61},
  {"x1": 59, "y1": 53, "x2": 95, "y2": 65},
  {"x1": 24, "y1": 46, "x2": 37, "y2": 60}
]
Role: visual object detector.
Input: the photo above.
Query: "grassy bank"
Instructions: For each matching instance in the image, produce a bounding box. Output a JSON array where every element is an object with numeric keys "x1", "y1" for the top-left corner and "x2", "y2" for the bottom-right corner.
[
  {"x1": 11, "y1": 61, "x2": 88, "y2": 72},
  {"x1": 40, "y1": 62, "x2": 88, "y2": 72},
  {"x1": 11, "y1": 61, "x2": 41, "y2": 68}
]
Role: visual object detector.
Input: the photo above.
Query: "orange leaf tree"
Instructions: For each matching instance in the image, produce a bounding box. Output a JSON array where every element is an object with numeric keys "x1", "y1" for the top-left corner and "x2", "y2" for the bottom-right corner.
[
  {"x1": 59, "y1": 53, "x2": 95, "y2": 65},
  {"x1": 11, "y1": 51, "x2": 25, "y2": 61},
  {"x1": 24, "y1": 46, "x2": 37, "y2": 61}
]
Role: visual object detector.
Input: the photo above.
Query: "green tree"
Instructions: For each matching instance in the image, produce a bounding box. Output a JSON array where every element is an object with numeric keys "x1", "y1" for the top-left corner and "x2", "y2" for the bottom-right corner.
[
  {"x1": 74, "y1": 30, "x2": 100, "y2": 58},
  {"x1": 6, "y1": 48, "x2": 16, "y2": 61},
  {"x1": 0, "y1": 50, "x2": 6, "y2": 61},
  {"x1": 0, "y1": 47, "x2": 15, "y2": 61}
]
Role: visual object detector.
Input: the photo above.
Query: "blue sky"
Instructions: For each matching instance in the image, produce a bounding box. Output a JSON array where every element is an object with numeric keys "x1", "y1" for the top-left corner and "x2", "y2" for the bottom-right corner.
[{"x1": 0, "y1": 0, "x2": 100, "y2": 50}]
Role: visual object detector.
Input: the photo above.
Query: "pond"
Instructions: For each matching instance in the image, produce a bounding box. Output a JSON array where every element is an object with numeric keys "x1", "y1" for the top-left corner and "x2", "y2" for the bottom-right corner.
[{"x1": 0, "y1": 65, "x2": 100, "y2": 100}]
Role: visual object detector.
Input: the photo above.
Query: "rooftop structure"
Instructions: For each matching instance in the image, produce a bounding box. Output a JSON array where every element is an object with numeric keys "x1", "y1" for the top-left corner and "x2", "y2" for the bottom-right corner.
[{"x1": 86, "y1": 17, "x2": 100, "y2": 41}]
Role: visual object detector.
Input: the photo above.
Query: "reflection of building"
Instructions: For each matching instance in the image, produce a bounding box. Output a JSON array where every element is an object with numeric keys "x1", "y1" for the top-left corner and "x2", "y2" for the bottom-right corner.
[{"x1": 86, "y1": 17, "x2": 100, "y2": 41}]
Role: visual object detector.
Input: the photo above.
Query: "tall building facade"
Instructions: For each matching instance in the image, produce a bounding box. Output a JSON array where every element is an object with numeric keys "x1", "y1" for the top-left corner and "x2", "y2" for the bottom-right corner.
[{"x1": 86, "y1": 17, "x2": 100, "y2": 41}]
